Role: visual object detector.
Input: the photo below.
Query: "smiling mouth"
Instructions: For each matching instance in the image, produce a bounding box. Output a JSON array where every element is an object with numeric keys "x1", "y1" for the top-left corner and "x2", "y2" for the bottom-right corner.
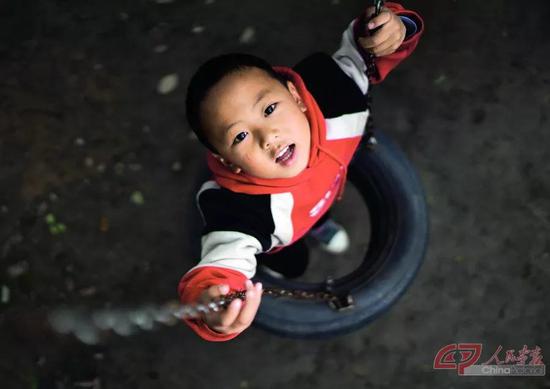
[{"x1": 275, "y1": 144, "x2": 296, "y2": 165}]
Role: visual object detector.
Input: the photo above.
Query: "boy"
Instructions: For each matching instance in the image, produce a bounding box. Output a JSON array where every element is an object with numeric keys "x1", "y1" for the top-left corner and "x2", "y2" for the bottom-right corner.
[{"x1": 180, "y1": 2, "x2": 423, "y2": 341}]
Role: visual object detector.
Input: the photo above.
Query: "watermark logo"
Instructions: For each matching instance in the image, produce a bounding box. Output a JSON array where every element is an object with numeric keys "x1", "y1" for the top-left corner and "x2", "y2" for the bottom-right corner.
[
  {"x1": 434, "y1": 343, "x2": 545, "y2": 376},
  {"x1": 433, "y1": 343, "x2": 482, "y2": 375}
]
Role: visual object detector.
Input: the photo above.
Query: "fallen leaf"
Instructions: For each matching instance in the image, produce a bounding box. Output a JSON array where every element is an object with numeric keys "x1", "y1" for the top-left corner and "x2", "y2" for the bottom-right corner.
[
  {"x1": 130, "y1": 191, "x2": 145, "y2": 205},
  {"x1": 45, "y1": 213, "x2": 56, "y2": 225},
  {"x1": 99, "y1": 216, "x2": 110, "y2": 232}
]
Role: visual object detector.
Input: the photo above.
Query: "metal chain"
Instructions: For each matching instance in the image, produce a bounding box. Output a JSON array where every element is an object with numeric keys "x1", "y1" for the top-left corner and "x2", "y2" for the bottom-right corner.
[
  {"x1": 361, "y1": 0, "x2": 384, "y2": 148},
  {"x1": 365, "y1": 0, "x2": 384, "y2": 81},
  {"x1": 169, "y1": 287, "x2": 344, "y2": 320},
  {"x1": 262, "y1": 286, "x2": 346, "y2": 305},
  {"x1": 48, "y1": 287, "x2": 349, "y2": 344}
]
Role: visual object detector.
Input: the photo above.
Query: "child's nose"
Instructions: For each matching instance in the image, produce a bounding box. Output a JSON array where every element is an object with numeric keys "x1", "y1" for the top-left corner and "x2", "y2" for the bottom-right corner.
[{"x1": 259, "y1": 129, "x2": 279, "y2": 150}]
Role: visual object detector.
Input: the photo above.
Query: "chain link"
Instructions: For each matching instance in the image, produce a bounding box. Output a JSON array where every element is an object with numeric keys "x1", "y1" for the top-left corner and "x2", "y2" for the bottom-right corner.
[
  {"x1": 360, "y1": 0, "x2": 385, "y2": 149},
  {"x1": 171, "y1": 286, "x2": 347, "y2": 320}
]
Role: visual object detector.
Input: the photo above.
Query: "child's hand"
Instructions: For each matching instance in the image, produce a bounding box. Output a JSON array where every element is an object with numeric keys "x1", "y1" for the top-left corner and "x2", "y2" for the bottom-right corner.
[
  {"x1": 358, "y1": 6, "x2": 406, "y2": 57},
  {"x1": 198, "y1": 280, "x2": 262, "y2": 335}
]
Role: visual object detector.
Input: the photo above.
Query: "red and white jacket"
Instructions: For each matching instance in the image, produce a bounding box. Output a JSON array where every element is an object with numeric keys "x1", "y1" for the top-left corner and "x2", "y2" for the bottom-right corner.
[{"x1": 179, "y1": 2, "x2": 424, "y2": 341}]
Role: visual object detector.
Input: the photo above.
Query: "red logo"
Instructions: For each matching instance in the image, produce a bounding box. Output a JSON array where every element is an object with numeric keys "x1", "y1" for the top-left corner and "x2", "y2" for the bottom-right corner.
[{"x1": 433, "y1": 343, "x2": 483, "y2": 375}]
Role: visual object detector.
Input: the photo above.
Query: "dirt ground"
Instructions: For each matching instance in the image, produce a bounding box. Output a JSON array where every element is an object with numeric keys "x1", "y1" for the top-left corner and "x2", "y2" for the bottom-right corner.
[{"x1": 1, "y1": 0, "x2": 549, "y2": 388}]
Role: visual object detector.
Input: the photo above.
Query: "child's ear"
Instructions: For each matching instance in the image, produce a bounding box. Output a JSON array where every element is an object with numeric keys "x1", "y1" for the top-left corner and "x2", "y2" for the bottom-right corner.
[
  {"x1": 213, "y1": 154, "x2": 242, "y2": 174},
  {"x1": 286, "y1": 81, "x2": 307, "y2": 112}
]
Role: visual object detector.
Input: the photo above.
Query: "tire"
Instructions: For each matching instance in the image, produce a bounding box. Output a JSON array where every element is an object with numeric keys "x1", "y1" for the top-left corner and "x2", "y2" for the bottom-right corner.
[{"x1": 252, "y1": 129, "x2": 429, "y2": 338}]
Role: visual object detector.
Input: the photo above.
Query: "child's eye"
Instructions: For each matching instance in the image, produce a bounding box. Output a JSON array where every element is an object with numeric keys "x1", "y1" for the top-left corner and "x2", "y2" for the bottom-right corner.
[
  {"x1": 233, "y1": 131, "x2": 248, "y2": 145},
  {"x1": 264, "y1": 103, "x2": 277, "y2": 116}
]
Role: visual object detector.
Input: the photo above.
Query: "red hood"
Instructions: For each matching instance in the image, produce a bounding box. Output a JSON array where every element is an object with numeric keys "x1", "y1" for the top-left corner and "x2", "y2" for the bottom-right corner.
[{"x1": 207, "y1": 66, "x2": 343, "y2": 195}]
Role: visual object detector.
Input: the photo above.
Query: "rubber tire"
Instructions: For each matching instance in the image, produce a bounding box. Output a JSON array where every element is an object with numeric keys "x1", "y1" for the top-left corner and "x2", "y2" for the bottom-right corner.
[{"x1": 252, "y1": 129, "x2": 429, "y2": 338}]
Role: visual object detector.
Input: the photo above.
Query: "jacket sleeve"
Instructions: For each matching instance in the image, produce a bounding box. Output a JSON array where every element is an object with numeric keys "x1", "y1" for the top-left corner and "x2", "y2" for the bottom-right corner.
[
  {"x1": 178, "y1": 181, "x2": 280, "y2": 341},
  {"x1": 178, "y1": 266, "x2": 249, "y2": 342},
  {"x1": 333, "y1": 1, "x2": 424, "y2": 89}
]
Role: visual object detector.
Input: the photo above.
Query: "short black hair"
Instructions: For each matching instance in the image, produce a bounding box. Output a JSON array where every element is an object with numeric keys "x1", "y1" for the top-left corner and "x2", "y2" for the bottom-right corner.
[{"x1": 185, "y1": 53, "x2": 287, "y2": 153}]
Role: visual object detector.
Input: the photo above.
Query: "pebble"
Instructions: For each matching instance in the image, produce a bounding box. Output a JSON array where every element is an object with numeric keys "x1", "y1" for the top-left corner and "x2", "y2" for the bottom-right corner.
[
  {"x1": 119, "y1": 12, "x2": 129, "y2": 20},
  {"x1": 7, "y1": 261, "x2": 29, "y2": 278},
  {"x1": 142, "y1": 125, "x2": 151, "y2": 133},
  {"x1": 96, "y1": 163, "x2": 106, "y2": 173},
  {"x1": 84, "y1": 157, "x2": 94, "y2": 168},
  {"x1": 157, "y1": 74, "x2": 179, "y2": 95},
  {"x1": 171, "y1": 161, "x2": 182, "y2": 172},
  {"x1": 205, "y1": 0, "x2": 215, "y2": 3},
  {"x1": 1, "y1": 205, "x2": 7, "y2": 213},
  {"x1": 154, "y1": 44, "x2": 168, "y2": 53},
  {"x1": 93, "y1": 63, "x2": 104, "y2": 71},
  {"x1": 239, "y1": 27, "x2": 255, "y2": 44},
  {"x1": 191, "y1": 25, "x2": 205, "y2": 34},
  {"x1": 75, "y1": 137, "x2": 86, "y2": 146},
  {"x1": 1, "y1": 285, "x2": 10, "y2": 303},
  {"x1": 49, "y1": 192, "x2": 58, "y2": 202}
]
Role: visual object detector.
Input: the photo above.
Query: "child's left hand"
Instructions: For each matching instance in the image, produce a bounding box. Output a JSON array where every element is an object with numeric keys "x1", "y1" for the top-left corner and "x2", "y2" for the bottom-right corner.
[{"x1": 357, "y1": 6, "x2": 406, "y2": 57}]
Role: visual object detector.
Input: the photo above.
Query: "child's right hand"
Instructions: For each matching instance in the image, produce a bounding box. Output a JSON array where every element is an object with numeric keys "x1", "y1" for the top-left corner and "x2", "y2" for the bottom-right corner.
[{"x1": 198, "y1": 280, "x2": 262, "y2": 335}]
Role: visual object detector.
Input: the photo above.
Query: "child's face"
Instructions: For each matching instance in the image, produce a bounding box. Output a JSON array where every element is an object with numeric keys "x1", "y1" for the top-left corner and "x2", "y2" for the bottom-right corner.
[{"x1": 200, "y1": 68, "x2": 311, "y2": 179}]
